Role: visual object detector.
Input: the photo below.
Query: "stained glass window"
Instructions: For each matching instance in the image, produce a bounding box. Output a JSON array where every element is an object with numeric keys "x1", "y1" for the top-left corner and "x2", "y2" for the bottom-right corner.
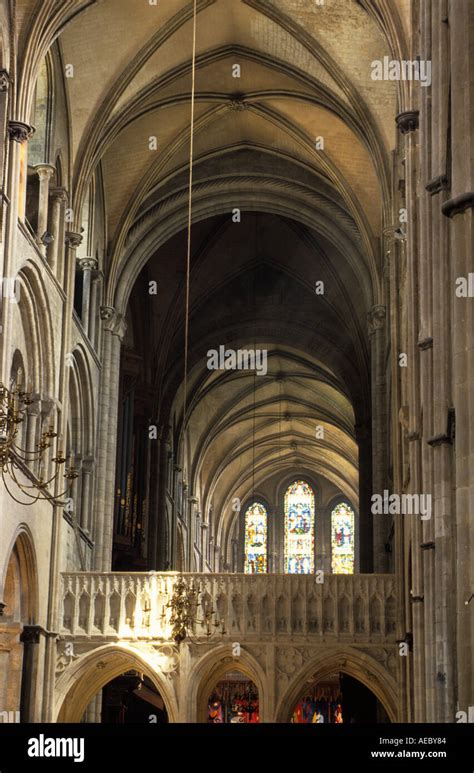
[
  {"x1": 244, "y1": 502, "x2": 267, "y2": 573},
  {"x1": 291, "y1": 676, "x2": 343, "y2": 723},
  {"x1": 284, "y1": 481, "x2": 314, "y2": 574},
  {"x1": 207, "y1": 675, "x2": 259, "y2": 723},
  {"x1": 331, "y1": 502, "x2": 355, "y2": 574}
]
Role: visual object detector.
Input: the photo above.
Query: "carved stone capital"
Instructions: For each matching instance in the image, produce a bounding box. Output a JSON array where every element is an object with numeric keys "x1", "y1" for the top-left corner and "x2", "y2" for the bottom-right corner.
[
  {"x1": 77, "y1": 257, "x2": 98, "y2": 272},
  {"x1": 100, "y1": 306, "x2": 126, "y2": 339},
  {"x1": 50, "y1": 186, "x2": 68, "y2": 204},
  {"x1": 111, "y1": 314, "x2": 127, "y2": 341},
  {"x1": 8, "y1": 120, "x2": 35, "y2": 143},
  {"x1": 65, "y1": 231, "x2": 83, "y2": 248},
  {"x1": 395, "y1": 110, "x2": 419, "y2": 134},
  {"x1": 367, "y1": 305, "x2": 386, "y2": 335},
  {"x1": 20, "y1": 625, "x2": 42, "y2": 644},
  {"x1": 100, "y1": 305, "x2": 115, "y2": 322},
  {"x1": 40, "y1": 395, "x2": 56, "y2": 417},
  {"x1": 0, "y1": 69, "x2": 11, "y2": 92},
  {"x1": 34, "y1": 163, "x2": 56, "y2": 180},
  {"x1": 82, "y1": 456, "x2": 95, "y2": 474}
]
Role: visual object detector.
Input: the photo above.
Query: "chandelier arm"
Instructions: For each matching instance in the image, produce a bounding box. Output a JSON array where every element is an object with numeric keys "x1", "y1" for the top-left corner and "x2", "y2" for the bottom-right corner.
[
  {"x1": 9, "y1": 462, "x2": 47, "y2": 491},
  {"x1": 9, "y1": 456, "x2": 67, "y2": 491},
  {"x1": 12, "y1": 441, "x2": 44, "y2": 458},
  {"x1": 50, "y1": 485, "x2": 72, "y2": 504},
  {"x1": 7, "y1": 451, "x2": 71, "y2": 506},
  {"x1": 1, "y1": 468, "x2": 42, "y2": 506}
]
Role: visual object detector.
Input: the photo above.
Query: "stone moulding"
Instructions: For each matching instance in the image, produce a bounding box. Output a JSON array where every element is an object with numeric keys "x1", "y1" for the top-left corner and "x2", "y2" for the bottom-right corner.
[
  {"x1": 425, "y1": 174, "x2": 449, "y2": 195},
  {"x1": 395, "y1": 110, "x2": 419, "y2": 134},
  {"x1": 7, "y1": 120, "x2": 35, "y2": 143},
  {"x1": 441, "y1": 191, "x2": 474, "y2": 218}
]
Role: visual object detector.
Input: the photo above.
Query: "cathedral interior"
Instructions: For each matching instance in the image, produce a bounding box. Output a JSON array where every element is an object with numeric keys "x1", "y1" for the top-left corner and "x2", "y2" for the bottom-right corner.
[{"x1": 0, "y1": 0, "x2": 473, "y2": 730}]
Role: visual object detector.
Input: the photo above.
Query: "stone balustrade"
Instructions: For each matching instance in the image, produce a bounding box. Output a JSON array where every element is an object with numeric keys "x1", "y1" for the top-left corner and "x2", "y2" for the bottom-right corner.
[{"x1": 60, "y1": 572, "x2": 398, "y2": 644}]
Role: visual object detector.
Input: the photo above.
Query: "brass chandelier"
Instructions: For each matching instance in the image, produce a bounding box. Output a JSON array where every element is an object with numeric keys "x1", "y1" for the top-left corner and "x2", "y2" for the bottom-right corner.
[
  {"x1": 0, "y1": 380, "x2": 78, "y2": 505},
  {"x1": 165, "y1": 575, "x2": 226, "y2": 644}
]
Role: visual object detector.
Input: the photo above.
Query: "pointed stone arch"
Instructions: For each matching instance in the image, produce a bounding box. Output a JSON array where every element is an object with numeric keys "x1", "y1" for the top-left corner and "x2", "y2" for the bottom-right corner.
[
  {"x1": 55, "y1": 642, "x2": 178, "y2": 723},
  {"x1": 275, "y1": 646, "x2": 398, "y2": 723},
  {"x1": 1, "y1": 525, "x2": 39, "y2": 624},
  {"x1": 0, "y1": 526, "x2": 39, "y2": 720},
  {"x1": 190, "y1": 644, "x2": 268, "y2": 723}
]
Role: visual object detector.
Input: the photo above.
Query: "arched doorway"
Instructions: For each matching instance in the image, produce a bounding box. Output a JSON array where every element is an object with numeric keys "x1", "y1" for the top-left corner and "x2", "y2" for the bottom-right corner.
[
  {"x1": 276, "y1": 649, "x2": 398, "y2": 723},
  {"x1": 290, "y1": 671, "x2": 390, "y2": 724},
  {"x1": 86, "y1": 670, "x2": 168, "y2": 723},
  {"x1": 193, "y1": 646, "x2": 267, "y2": 722},
  {"x1": 0, "y1": 529, "x2": 39, "y2": 722},
  {"x1": 55, "y1": 644, "x2": 178, "y2": 723},
  {"x1": 207, "y1": 670, "x2": 259, "y2": 724}
]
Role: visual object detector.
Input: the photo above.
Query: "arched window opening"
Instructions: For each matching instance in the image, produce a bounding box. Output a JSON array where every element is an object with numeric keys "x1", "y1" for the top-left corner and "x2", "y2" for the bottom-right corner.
[
  {"x1": 29, "y1": 57, "x2": 52, "y2": 165},
  {"x1": 331, "y1": 502, "x2": 355, "y2": 574},
  {"x1": 25, "y1": 56, "x2": 53, "y2": 231},
  {"x1": 284, "y1": 480, "x2": 314, "y2": 574},
  {"x1": 207, "y1": 672, "x2": 259, "y2": 723},
  {"x1": 244, "y1": 502, "x2": 267, "y2": 574}
]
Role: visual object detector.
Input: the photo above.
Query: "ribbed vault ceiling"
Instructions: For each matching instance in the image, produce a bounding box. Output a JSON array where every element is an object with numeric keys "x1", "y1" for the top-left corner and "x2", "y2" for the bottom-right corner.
[{"x1": 15, "y1": 0, "x2": 409, "y2": 553}]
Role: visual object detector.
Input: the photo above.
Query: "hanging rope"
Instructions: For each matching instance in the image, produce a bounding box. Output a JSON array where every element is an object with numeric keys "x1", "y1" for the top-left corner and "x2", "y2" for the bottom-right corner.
[
  {"x1": 251, "y1": 216, "x2": 257, "y2": 501},
  {"x1": 183, "y1": 0, "x2": 198, "y2": 444}
]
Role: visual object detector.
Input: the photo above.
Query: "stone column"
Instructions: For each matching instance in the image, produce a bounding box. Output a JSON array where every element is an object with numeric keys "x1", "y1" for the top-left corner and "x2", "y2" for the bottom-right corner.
[
  {"x1": 40, "y1": 396, "x2": 56, "y2": 482},
  {"x1": 70, "y1": 454, "x2": 83, "y2": 528},
  {"x1": 25, "y1": 400, "x2": 41, "y2": 459},
  {"x1": 368, "y1": 304, "x2": 389, "y2": 572},
  {"x1": 231, "y1": 537, "x2": 238, "y2": 573},
  {"x1": 0, "y1": 70, "x2": 10, "y2": 239},
  {"x1": 1, "y1": 121, "x2": 34, "y2": 376},
  {"x1": 80, "y1": 456, "x2": 95, "y2": 534},
  {"x1": 188, "y1": 494, "x2": 198, "y2": 569},
  {"x1": 396, "y1": 108, "x2": 424, "y2": 722},
  {"x1": 89, "y1": 269, "x2": 102, "y2": 350},
  {"x1": 7, "y1": 121, "x2": 34, "y2": 223},
  {"x1": 148, "y1": 427, "x2": 169, "y2": 570},
  {"x1": 355, "y1": 421, "x2": 372, "y2": 572},
  {"x1": 19, "y1": 625, "x2": 41, "y2": 722},
  {"x1": 443, "y1": 0, "x2": 474, "y2": 719},
  {"x1": 93, "y1": 306, "x2": 126, "y2": 570},
  {"x1": 64, "y1": 231, "x2": 82, "y2": 295},
  {"x1": 201, "y1": 522, "x2": 209, "y2": 569},
  {"x1": 47, "y1": 187, "x2": 68, "y2": 276},
  {"x1": 77, "y1": 257, "x2": 97, "y2": 336},
  {"x1": 34, "y1": 163, "x2": 55, "y2": 254}
]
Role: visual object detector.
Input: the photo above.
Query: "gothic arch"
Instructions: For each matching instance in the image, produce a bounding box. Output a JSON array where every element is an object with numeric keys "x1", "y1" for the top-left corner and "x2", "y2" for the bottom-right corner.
[
  {"x1": 190, "y1": 644, "x2": 268, "y2": 723},
  {"x1": 15, "y1": 262, "x2": 55, "y2": 400},
  {"x1": 275, "y1": 646, "x2": 398, "y2": 723},
  {"x1": 67, "y1": 346, "x2": 95, "y2": 459},
  {"x1": 1, "y1": 525, "x2": 39, "y2": 624},
  {"x1": 112, "y1": 181, "x2": 378, "y2": 318},
  {"x1": 55, "y1": 643, "x2": 178, "y2": 723}
]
